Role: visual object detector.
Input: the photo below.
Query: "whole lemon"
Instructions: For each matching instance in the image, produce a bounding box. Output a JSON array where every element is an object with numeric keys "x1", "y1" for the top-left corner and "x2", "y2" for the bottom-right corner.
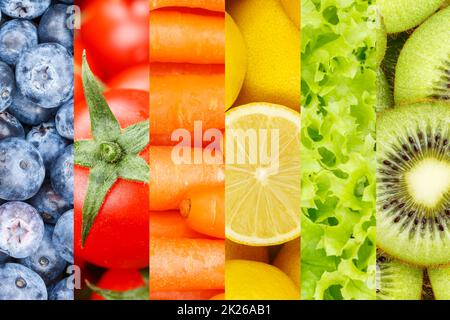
[
  {"x1": 226, "y1": 260, "x2": 300, "y2": 300},
  {"x1": 281, "y1": 0, "x2": 300, "y2": 29},
  {"x1": 273, "y1": 238, "x2": 300, "y2": 289},
  {"x1": 225, "y1": 12, "x2": 247, "y2": 110},
  {"x1": 225, "y1": 239, "x2": 269, "y2": 263},
  {"x1": 228, "y1": 0, "x2": 300, "y2": 111}
]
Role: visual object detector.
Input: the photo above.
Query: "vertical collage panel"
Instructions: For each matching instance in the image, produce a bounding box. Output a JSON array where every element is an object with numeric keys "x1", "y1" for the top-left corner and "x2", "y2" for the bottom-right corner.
[
  {"x1": 300, "y1": 0, "x2": 377, "y2": 300},
  {"x1": 225, "y1": 0, "x2": 301, "y2": 300},
  {"x1": 74, "y1": 0, "x2": 150, "y2": 300},
  {"x1": 149, "y1": 1, "x2": 226, "y2": 300},
  {"x1": 0, "y1": 0, "x2": 75, "y2": 300},
  {"x1": 376, "y1": 1, "x2": 450, "y2": 300}
]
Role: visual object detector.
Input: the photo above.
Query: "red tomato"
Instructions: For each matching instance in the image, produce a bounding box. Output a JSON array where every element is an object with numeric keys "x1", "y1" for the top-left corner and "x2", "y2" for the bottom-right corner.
[
  {"x1": 74, "y1": 89, "x2": 149, "y2": 269},
  {"x1": 74, "y1": 35, "x2": 105, "y2": 102},
  {"x1": 81, "y1": 0, "x2": 149, "y2": 78},
  {"x1": 108, "y1": 64, "x2": 149, "y2": 91},
  {"x1": 91, "y1": 269, "x2": 146, "y2": 300}
]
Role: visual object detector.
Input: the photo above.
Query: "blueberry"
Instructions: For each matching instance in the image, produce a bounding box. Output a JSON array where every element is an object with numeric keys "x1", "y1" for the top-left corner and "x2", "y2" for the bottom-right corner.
[
  {"x1": 7, "y1": 89, "x2": 57, "y2": 126},
  {"x1": 52, "y1": 209, "x2": 73, "y2": 264},
  {"x1": 58, "y1": 0, "x2": 73, "y2": 4},
  {"x1": 0, "y1": 263, "x2": 47, "y2": 300},
  {"x1": 19, "y1": 225, "x2": 67, "y2": 285},
  {"x1": 0, "y1": 201, "x2": 44, "y2": 258},
  {"x1": 48, "y1": 275, "x2": 73, "y2": 300},
  {"x1": 55, "y1": 98, "x2": 73, "y2": 140},
  {"x1": 27, "y1": 182, "x2": 71, "y2": 224},
  {"x1": 0, "y1": 0, "x2": 51, "y2": 19},
  {"x1": 26, "y1": 121, "x2": 68, "y2": 169},
  {"x1": 0, "y1": 19, "x2": 38, "y2": 65},
  {"x1": 0, "y1": 60, "x2": 14, "y2": 112},
  {"x1": 0, "y1": 251, "x2": 9, "y2": 264},
  {"x1": 38, "y1": 4, "x2": 73, "y2": 52},
  {"x1": 16, "y1": 43, "x2": 73, "y2": 108},
  {"x1": 50, "y1": 144, "x2": 73, "y2": 204},
  {"x1": 0, "y1": 111, "x2": 24, "y2": 140},
  {"x1": 0, "y1": 138, "x2": 45, "y2": 200}
]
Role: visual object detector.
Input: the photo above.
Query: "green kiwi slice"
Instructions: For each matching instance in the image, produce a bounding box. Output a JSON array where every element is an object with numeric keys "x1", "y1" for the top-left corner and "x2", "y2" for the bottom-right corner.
[
  {"x1": 378, "y1": 0, "x2": 444, "y2": 34},
  {"x1": 395, "y1": 7, "x2": 450, "y2": 105},
  {"x1": 377, "y1": 102, "x2": 450, "y2": 267},
  {"x1": 428, "y1": 266, "x2": 450, "y2": 299},
  {"x1": 377, "y1": 251, "x2": 423, "y2": 300}
]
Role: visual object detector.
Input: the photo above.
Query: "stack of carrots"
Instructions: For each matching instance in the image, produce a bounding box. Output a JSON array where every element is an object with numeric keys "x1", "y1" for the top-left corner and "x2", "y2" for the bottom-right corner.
[{"x1": 149, "y1": 0, "x2": 226, "y2": 300}]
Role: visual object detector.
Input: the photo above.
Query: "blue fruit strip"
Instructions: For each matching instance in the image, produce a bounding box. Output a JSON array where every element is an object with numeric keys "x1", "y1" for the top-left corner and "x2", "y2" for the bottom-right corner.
[{"x1": 0, "y1": 0, "x2": 74, "y2": 301}]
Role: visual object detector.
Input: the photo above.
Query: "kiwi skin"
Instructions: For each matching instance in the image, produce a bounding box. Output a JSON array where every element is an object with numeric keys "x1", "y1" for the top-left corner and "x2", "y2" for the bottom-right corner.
[
  {"x1": 377, "y1": 102, "x2": 450, "y2": 268},
  {"x1": 376, "y1": 68, "x2": 393, "y2": 112},
  {"x1": 377, "y1": 251, "x2": 423, "y2": 300},
  {"x1": 394, "y1": 6, "x2": 450, "y2": 105},
  {"x1": 378, "y1": 0, "x2": 444, "y2": 34},
  {"x1": 428, "y1": 266, "x2": 450, "y2": 300}
]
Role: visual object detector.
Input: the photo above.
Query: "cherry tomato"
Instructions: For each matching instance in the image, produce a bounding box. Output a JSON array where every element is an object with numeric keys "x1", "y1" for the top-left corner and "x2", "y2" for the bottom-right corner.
[
  {"x1": 81, "y1": 0, "x2": 149, "y2": 78},
  {"x1": 91, "y1": 269, "x2": 145, "y2": 300},
  {"x1": 108, "y1": 64, "x2": 149, "y2": 91},
  {"x1": 74, "y1": 89, "x2": 149, "y2": 269}
]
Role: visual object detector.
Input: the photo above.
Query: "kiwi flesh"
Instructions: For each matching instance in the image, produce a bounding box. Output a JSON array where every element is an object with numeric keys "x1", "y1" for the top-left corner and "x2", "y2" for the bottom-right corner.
[
  {"x1": 428, "y1": 266, "x2": 450, "y2": 299},
  {"x1": 377, "y1": 102, "x2": 450, "y2": 267},
  {"x1": 394, "y1": 7, "x2": 450, "y2": 105},
  {"x1": 376, "y1": 251, "x2": 423, "y2": 300},
  {"x1": 378, "y1": 0, "x2": 444, "y2": 34}
]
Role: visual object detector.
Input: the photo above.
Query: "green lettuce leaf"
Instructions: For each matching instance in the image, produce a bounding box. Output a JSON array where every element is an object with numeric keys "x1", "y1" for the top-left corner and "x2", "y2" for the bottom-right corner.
[{"x1": 301, "y1": 0, "x2": 377, "y2": 300}]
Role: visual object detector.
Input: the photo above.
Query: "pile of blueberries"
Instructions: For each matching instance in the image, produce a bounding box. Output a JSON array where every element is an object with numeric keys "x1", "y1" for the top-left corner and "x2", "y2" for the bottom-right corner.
[{"x1": 0, "y1": 0, "x2": 74, "y2": 300}]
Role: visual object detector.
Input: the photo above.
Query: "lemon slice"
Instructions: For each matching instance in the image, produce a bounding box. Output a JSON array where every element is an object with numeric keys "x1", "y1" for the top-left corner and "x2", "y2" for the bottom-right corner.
[{"x1": 225, "y1": 103, "x2": 301, "y2": 246}]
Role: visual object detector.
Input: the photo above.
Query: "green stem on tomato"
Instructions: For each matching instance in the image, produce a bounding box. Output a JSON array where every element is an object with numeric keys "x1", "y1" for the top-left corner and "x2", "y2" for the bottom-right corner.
[{"x1": 75, "y1": 52, "x2": 149, "y2": 246}]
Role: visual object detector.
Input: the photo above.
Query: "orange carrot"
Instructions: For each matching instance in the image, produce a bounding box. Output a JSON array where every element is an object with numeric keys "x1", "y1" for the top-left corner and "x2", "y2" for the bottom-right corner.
[
  {"x1": 150, "y1": 211, "x2": 204, "y2": 238},
  {"x1": 210, "y1": 293, "x2": 225, "y2": 300},
  {"x1": 151, "y1": 130, "x2": 224, "y2": 148},
  {"x1": 180, "y1": 186, "x2": 224, "y2": 239},
  {"x1": 150, "y1": 63, "x2": 224, "y2": 76},
  {"x1": 150, "y1": 238, "x2": 225, "y2": 291},
  {"x1": 150, "y1": 10, "x2": 224, "y2": 64},
  {"x1": 151, "y1": 290, "x2": 222, "y2": 300},
  {"x1": 150, "y1": 0, "x2": 224, "y2": 12},
  {"x1": 150, "y1": 146, "x2": 224, "y2": 211},
  {"x1": 150, "y1": 73, "x2": 224, "y2": 137}
]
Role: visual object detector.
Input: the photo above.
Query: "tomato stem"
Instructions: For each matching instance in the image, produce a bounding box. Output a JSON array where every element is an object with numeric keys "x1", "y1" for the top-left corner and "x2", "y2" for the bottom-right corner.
[{"x1": 99, "y1": 141, "x2": 122, "y2": 163}]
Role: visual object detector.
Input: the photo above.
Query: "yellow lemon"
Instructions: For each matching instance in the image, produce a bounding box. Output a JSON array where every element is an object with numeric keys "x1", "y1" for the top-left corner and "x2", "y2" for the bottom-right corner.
[
  {"x1": 225, "y1": 103, "x2": 301, "y2": 246},
  {"x1": 281, "y1": 0, "x2": 300, "y2": 29},
  {"x1": 228, "y1": 0, "x2": 300, "y2": 110},
  {"x1": 225, "y1": 12, "x2": 247, "y2": 110},
  {"x1": 225, "y1": 239, "x2": 269, "y2": 263},
  {"x1": 225, "y1": 260, "x2": 300, "y2": 300},
  {"x1": 273, "y1": 238, "x2": 300, "y2": 289}
]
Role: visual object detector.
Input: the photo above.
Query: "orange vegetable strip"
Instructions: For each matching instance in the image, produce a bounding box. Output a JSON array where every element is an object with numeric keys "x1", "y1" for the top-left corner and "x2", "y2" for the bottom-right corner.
[
  {"x1": 151, "y1": 290, "x2": 222, "y2": 300},
  {"x1": 150, "y1": 63, "x2": 224, "y2": 76},
  {"x1": 150, "y1": 0, "x2": 224, "y2": 12},
  {"x1": 150, "y1": 10, "x2": 224, "y2": 64},
  {"x1": 180, "y1": 186, "x2": 224, "y2": 239},
  {"x1": 150, "y1": 73, "x2": 224, "y2": 137},
  {"x1": 150, "y1": 146, "x2": 224, "y2": 211},
  {"x1": 210, "y1": 293, "x2": 225, "y2": 300},
  {"x1": 150, "y1": 238, "x2": 225, "y2": 291},
  {"x1": 150, "y1": 211, "x2": 203, "y2": 238}
]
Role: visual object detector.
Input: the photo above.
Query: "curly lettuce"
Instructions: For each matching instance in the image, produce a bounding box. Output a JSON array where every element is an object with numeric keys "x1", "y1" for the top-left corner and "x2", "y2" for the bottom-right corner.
[{"x1": 301, "y1": 0, "x2": 377, "y2": 300}]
